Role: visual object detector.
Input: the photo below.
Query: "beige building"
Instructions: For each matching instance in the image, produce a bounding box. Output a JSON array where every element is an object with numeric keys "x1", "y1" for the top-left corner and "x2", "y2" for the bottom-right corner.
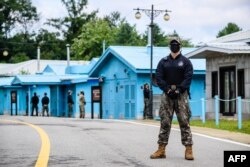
[{"x1": 186, "y1": 30, "x2": 250, "y2": 119}]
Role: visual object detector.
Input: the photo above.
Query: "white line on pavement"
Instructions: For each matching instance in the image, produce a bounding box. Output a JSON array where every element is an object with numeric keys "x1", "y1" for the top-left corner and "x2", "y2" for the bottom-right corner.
[{"x1": 111, "y1": 119, "x2": 250, "y2": 148}]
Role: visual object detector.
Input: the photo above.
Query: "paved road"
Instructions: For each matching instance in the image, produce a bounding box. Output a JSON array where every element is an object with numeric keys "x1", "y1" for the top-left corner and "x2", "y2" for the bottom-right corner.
[{"x1": 0, "y1": 116, "x2": 249, "y2": 167}]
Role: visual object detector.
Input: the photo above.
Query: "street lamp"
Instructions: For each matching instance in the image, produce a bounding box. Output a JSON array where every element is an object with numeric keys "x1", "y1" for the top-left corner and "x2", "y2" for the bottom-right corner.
[
  {"x1": 3, "y1": 50, "x2": 8, "y2": 57},
  {"x1": 0, "y1": 48, "x2": 9, "y2": 58},
  {"x1": 134, "y1": 5, "x2": 171, "y2": 119}
]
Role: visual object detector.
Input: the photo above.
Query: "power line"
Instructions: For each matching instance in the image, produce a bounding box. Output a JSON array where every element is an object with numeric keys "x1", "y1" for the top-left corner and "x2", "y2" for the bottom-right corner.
[{"x1": 0, "y1": 40, "x2": 67, "y2": 46}]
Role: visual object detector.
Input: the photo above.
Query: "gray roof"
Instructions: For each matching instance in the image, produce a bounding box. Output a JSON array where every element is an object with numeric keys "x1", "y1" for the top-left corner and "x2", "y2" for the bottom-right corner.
[
  {"x1": 186, "y1": 42, "x2": 250, "y2": 58},
  {"x1": 186, "y1": 30, "x2": 250, "y2": 58},
  {"x1": 210, "y1": 29, "x2": 250, "y2": 43},
  {"x1": 0, "y1": 59, "x2": 88, "y2": 76}
]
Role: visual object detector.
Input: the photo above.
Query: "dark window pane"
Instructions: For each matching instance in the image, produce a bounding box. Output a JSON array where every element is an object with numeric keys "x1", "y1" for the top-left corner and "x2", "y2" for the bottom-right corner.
[
  {"x1": 212, "y1": 71, "x2": 218, "y2": 97},
  {"x1": 237, "y1": 69, "x2": 245, "y2": 98}
]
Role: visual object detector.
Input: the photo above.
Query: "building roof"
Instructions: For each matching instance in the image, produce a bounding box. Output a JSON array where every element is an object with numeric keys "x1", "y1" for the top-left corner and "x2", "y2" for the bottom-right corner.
[
  {"x1": 89, "y1": 46, "x2": 205, "y2": 76},
  {"x1": 186, "y1": 30, "x2": 250, "y2": 59},
  {"x1": 12, "y1": 75, "x2": 61, "y2": 85},
  {"x1": 66, "y1": 58, "x2": 99, "y2": 74},
  {"x1": 0, "y1": 59, "x2": 88, "y2": 76},
  {"x1": 42, "y1": 58, "x2": 99, "y2": 75},
  {"x1": 210, "y1": 29, "x2": 250, "y2": 43},
  {"x1": 11, "y1": 74, "x2": 92, "y2": 85},
  {"x1": 43, "y1": 64, "x2": 68, "y2": 75},
  {"x1": 186, "y1": 42, "x2": 250, "y2": 58},
  {"x1": 0, "y1": 77, "x2": 15, "y2": 87}
]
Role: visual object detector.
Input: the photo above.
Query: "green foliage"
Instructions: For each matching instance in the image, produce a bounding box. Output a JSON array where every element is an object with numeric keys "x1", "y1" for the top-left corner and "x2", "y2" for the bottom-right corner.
[
  {"x1": 104, "y1": 11, "x2": 125, "y2": 28},
  {"x1": 142, "y1": 24, "x2": 167, "y2": 46},
  {"x1": 217, "y1": 22, "x2": 242, "y2": 38},
  {"x1": 9, "y1": 52, "x2": 30, "y2": 63},
  {"x1": 0, "y1": 0, "x2": 195, "y2": 63},
  {"x1": 114, "y1": 21, "x2": 143, "y2": 46},
  {"x1": 72, "y1": 19, "x2": 114, "y2": 60},
  {"x1": 173, "y1": 119, "x2": 250, "y2": 134},
  {"x1": 19, "y1": 69, "x2": 30, "y2": 75},
  {"x1": 46, "y1": 0, "x2": 98, "y2": 43},
  {"x1": 36, "y1": 29, "x2": 67, "y2": 60},
  {"x1": 143, "y1": 28, "x2": 193, "y2": 47},
  {"x1": 0, "y1": 0, "x2": 39, "y2": 38},
  {"x1": 4, "y1": 32, "x2": 37, "y2": 61}
]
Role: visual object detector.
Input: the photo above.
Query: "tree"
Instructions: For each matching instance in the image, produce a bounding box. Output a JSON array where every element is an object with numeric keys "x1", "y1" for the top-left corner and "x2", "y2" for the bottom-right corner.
[
  {"x1": 5, "y1": 32, "x2": 37, "y2": 61},
  {"x1": 0, "y1": 0, "x2": 39, "y2": 63},
  {"x1": 0, "y1": 0, "x2": 39, "y2": 39},
  {"x1": 35, "y1": 29, "x2": 67, "y2": 60},
  {"x1": 46, "y1": 0, "x2": 98, "y2": 43},
  {"x1": 142, "y1": 24, "x2": 167, "y2": 46},
  {"x1": 71, "y1": 19, "x2": 114, "y2": 60},
  {"x1": 142, "y1": 28, "x2": 193, "y2": 47},
  {"x1": 217, "y1": 22, "x2": 242, "y2": 38},
  {"x1": 103, "y1": 11, "x2": 125, "y2": 28},
  {"x1": 114, "y1": 21, "x2": 142, "y2": 46},
  {"x1": 8, "y1": 52, "x2": 30, "y2": 63}
]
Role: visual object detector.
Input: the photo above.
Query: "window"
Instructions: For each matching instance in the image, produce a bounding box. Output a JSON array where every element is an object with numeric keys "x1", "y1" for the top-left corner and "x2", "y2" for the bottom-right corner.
[
  {"x1": 237, "y1": 69, "x2": 245, "y2": 98},
  {"x1": 212, "y1": 71, "x2": 218, "y2": 97}
]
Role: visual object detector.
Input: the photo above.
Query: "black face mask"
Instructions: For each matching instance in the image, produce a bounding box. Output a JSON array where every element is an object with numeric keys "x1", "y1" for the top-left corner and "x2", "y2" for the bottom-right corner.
[{"x1": 170, "y1": 44, "x2": 180, "y2": 53}]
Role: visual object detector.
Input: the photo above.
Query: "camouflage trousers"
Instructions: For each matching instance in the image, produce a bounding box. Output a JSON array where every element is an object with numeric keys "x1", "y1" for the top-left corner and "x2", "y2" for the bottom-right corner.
[
  {"x1": 158, "y1": 91, "x2": 193, "y2": 146},
  {"x1": 143, "y1": 98, "x2": 150, "y2": 119},
  {"x1": 79, "y1": 104, "x2": 85, "y2": 118}
]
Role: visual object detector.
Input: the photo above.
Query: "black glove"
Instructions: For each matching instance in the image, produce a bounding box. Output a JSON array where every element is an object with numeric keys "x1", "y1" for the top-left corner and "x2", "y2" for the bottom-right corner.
[
  {"x1": 166, "y1": 89, "x2": 178, "y2": 99},
  {"x1": 166, "y1": 85, "x2": 182, "y2": 99}
]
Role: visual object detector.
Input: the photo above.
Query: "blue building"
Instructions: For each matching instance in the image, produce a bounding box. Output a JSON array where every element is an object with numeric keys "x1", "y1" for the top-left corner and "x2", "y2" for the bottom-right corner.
[
  {"x1": 89, "y1": 46, "x2": 206, "y2": 119},
  {"x1": 0, "y1": 59, "x2": 99, "y2": 117},
  {"x1": 0, "y1": 46, "x2": 205, "y2": 120}
]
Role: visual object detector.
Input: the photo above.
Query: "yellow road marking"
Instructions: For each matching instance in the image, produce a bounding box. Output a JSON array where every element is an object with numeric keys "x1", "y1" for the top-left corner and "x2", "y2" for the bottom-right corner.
[{"x1": 0, "y1": 119, "x2": 50, "y2": 167}]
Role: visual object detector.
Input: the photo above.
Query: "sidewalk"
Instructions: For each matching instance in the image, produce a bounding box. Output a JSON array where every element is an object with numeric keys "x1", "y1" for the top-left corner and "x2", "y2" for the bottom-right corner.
[{"x1": 135, "y1": 119, "x2": 250, "y2": 145}]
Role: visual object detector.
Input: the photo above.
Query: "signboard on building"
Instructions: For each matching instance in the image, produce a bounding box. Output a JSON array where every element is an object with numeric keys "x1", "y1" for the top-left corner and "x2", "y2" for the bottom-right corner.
[{"x1": 91, "y1": 86, "x2": 102, "y2": 119}]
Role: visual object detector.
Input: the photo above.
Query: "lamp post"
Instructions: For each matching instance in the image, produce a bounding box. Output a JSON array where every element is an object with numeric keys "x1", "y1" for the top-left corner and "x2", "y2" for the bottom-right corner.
[{"x1": 134, "y1": 5, "x2": 170, "y2": 119}]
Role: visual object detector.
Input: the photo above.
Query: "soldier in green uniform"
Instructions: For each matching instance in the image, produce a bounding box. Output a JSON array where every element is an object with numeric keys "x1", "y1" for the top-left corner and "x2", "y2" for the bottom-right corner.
[{"x1": 150, "y1": 38, "x2": 194, "y2": 160}]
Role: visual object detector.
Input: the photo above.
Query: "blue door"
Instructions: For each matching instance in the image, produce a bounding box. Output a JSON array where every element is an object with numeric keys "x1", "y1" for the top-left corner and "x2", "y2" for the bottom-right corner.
[
  {"x1": 124, "y1": 81, "x2": 136, "y2": 119},
  {"x1": 50, "y1": 86, "x2": 58, "y2": 116}
]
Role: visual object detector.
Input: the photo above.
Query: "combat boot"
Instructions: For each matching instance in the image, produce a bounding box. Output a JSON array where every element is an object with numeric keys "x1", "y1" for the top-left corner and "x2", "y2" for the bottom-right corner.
[
  {"x1": 185, "y1": 145, "x2": 194, "y2": 160},
  {"x1": 150, "y1": 144, "x2": 166, "y2": 159}
]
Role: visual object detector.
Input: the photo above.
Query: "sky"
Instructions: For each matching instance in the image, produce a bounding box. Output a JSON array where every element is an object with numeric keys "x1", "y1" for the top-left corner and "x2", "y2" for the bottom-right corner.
[{"x1": 32, "y1": 0, "x2": 250, "y2": 45}]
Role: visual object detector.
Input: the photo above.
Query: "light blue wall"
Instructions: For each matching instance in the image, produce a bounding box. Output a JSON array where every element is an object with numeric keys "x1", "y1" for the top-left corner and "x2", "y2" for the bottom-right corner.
[
  {"x1": 0, "y1": 87, "x2": 26, "y2": 115},
  {"x1": 0, "y1": 89, "x2": 4, "y2": 114},
  {"x1": 94, "y1": 54, "x2": 206, "y2": 119},
  {"x1": 189, "y1": 75, "x2": 206, "y2": 117},
  {"x1": 29, "y1": 85, "x2": 50, "y2": 116},
  {"x1": 97, "y1": 57, "x2": 138, "y2": 119},
  {"x1": 75, "y1": 80, "x2": 99, "y2": 118}
]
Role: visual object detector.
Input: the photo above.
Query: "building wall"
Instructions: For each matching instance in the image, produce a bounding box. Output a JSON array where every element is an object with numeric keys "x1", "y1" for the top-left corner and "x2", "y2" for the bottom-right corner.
[
  {"x1": 0, "y1": 89, "x2": 4, "y2": 115},
  {"x1": 96, "y1": 57, "x2": 139, "y2": 119},
  {"x1": 0, "y1": 87, "x2": 26, "y2": 115},
  {"x1": 206, "y1": 54, "x2": 250, "y2": 119},
  {"x1": 75, "y1": 81, "x2": 99, "y2": 118},
  {"x1": 189, "y1": 75, "x2": 206, "y2": 117},
  {"x1": 95, "y1": 54, "x2": 206, "y2": 120}
]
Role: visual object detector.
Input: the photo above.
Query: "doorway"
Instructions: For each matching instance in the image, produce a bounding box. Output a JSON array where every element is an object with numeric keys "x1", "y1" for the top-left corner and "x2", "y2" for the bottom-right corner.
[
  {"x1": 124, "y1": 82, "x2": 136, "y2": 119},
  {"x1": 219, "y1": 66, "x2": 236, "y2": 116}
]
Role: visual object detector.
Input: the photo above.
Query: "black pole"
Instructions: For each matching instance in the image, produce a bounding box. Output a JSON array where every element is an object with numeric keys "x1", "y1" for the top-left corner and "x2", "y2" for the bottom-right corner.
[
  {"x1": 149, "y1": 4, "x2": 154, "y2": 119},
  {"x1": 133, "y1": 4, "x2": 171, "y2": 119}
]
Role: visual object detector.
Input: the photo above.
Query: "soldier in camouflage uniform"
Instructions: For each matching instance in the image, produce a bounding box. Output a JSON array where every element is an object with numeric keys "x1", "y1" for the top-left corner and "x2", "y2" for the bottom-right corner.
[{"x1": 150, "y1": 38, "x2": 194, "y2": 160}]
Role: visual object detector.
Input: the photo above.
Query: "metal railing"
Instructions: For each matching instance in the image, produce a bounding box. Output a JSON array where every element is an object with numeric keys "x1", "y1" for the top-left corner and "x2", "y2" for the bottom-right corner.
[{"x1": 189, "y1": 95, "x2": 250, "y2": 129}]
